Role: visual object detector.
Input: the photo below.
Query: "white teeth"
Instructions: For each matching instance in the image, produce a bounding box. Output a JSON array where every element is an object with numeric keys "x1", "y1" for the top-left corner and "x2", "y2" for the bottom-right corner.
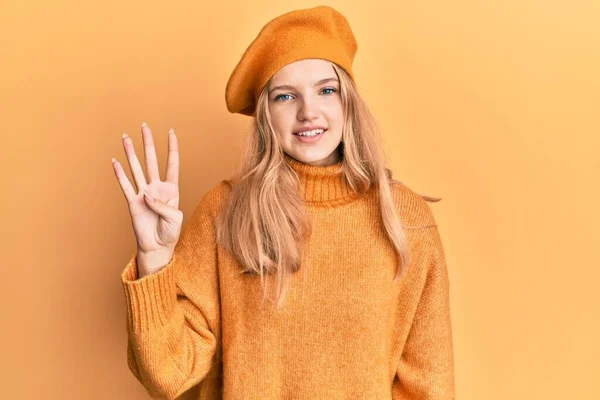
[{"x1": 295, "y1": 129, "x2": 324, "y2": 137}]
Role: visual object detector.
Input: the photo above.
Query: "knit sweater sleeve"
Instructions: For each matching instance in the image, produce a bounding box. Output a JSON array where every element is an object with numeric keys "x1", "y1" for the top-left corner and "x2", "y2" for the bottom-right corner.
[
  {"x1": 392, "y1": 223, "x2": 456, "y2": 399},
  {"x1": 120, "y1": 187, "x2": 223, "y2": 400}
]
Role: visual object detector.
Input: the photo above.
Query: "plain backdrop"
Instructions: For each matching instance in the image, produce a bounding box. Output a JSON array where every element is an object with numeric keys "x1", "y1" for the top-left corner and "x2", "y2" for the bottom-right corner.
[{"x1": 1, "y1": 0, "x2": 598, "y2": 399}]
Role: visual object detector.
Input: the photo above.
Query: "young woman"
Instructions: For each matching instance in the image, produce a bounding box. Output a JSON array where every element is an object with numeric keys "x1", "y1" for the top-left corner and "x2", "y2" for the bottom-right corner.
[{"x1": 112, "y1": 5, "x2": 455, "y2": 400}]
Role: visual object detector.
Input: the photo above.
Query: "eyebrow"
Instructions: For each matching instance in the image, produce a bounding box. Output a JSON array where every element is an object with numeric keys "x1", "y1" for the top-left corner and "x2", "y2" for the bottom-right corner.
[{"x1": 268, "y1": 77, "x2": 339, "y2": 94}]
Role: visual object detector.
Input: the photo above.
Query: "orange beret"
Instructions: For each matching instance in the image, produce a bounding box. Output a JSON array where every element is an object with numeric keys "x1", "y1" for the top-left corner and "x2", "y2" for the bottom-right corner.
[{"x1": 225, "y1": 5, "x2": 358, "y2": 116}]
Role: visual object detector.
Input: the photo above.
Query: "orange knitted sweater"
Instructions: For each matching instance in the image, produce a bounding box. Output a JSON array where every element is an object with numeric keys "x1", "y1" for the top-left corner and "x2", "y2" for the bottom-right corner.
[{"x1": 121, "y1": 155, "x2": 455, "y2": 400}]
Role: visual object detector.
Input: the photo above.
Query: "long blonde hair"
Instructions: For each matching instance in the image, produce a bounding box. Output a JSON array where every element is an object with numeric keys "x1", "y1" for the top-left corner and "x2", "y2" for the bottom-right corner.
[{"x1": 216, "y1": 62, "x2": 440, "y2": 309}]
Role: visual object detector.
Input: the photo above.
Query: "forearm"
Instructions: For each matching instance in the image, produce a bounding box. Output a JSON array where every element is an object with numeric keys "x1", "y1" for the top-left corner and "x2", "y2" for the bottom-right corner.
[
  {"x1": 121, "y1": 255, "x2": 217, "y2": 399},
  {"x1": 136, "y1": 248, "x2": 175, "y2": 278}
]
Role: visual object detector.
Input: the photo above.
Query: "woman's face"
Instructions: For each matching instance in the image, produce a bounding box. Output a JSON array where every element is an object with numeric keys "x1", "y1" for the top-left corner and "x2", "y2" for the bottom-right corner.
[{"x1": 267, "y1": 59, "x2": 344, "y2": 166}]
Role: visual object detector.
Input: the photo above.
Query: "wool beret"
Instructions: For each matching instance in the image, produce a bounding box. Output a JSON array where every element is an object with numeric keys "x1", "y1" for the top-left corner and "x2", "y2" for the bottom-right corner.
[{"x1": 225, "y1": 5, "x2": 358, "y2": 116}]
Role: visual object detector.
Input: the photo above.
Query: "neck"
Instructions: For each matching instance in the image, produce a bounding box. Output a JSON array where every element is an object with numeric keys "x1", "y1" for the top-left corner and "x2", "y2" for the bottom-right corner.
[{"x1": 283, "y1": 153, "x2": 363, "y2": 208}]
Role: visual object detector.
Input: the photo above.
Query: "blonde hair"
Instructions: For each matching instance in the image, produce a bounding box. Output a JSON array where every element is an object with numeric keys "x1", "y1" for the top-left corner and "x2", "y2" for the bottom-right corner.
[{"x1": 216, "y1": 62, "x2": 440, "y2": 309}]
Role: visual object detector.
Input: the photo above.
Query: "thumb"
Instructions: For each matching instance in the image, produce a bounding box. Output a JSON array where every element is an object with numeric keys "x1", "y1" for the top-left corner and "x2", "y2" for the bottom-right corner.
[{"x1": 144, "y1": 191, "x2": 181, "y2": 223}]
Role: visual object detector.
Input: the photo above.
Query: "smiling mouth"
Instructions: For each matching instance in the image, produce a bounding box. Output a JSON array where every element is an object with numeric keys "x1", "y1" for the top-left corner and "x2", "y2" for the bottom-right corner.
[{"x1": 293, "y1": 128, "x2": 327, "y2": 137}]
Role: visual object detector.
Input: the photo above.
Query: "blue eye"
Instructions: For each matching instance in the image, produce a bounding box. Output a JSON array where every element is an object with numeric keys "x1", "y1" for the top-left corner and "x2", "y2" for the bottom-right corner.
[
  {"x1": 274, "y1": 93, "x2": 292, "y2": 101},
  {"x1": 273, "y1": 87, "x2": 337, "y2": 102}
]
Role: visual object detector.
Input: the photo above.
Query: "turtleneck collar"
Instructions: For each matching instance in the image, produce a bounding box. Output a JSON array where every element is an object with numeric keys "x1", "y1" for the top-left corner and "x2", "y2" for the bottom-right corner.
[{"x1": 284, "y1": 153, "x2": 365, "y2": 208}]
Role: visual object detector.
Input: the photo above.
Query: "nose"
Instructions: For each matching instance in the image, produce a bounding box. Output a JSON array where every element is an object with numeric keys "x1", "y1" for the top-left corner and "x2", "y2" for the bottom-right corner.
[{"x1": 297, "y1": 97, "x2": 320, "y2": 121}]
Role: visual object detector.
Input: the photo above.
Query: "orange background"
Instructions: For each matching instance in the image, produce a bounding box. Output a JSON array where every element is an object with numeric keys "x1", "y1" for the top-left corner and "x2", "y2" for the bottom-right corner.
[{"x1": 1, "y1": 0, "x2": 598, "y2": 399}]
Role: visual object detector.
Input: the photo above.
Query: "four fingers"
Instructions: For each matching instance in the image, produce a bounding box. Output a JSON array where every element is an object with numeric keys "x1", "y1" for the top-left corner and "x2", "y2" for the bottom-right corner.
[{"x1": 112, "y1": 123, "x2": 179, "y2": 203}]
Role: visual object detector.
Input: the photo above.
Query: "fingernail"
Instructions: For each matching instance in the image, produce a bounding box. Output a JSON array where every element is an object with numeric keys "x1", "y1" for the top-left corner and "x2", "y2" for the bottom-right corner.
[
  {"x1": 169, "y1": 128, "x2": 174, "y2": 134},
  {"x1": 142, "y1": 122, "x2": 147, "y2": 128},
  {"x1": 122, "y1": 132, "x2": 128, "y2": 139}
]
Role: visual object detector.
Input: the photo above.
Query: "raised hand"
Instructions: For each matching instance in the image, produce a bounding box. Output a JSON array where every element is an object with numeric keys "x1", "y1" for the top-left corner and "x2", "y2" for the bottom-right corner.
[{"x1": 112, "y1": 122, "x2": 183, "y2": 275}]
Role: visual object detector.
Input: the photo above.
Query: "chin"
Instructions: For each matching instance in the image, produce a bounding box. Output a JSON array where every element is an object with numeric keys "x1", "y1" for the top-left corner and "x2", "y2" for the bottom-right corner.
[{"x1": 291, "y1": 148, "x2": 340, "y2": 166}]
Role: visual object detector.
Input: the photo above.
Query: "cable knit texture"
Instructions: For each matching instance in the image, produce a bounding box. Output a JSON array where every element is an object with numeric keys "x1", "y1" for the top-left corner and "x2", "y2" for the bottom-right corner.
[{"x1": 121, "y1": 155, "x2": 455, "y2": 400}]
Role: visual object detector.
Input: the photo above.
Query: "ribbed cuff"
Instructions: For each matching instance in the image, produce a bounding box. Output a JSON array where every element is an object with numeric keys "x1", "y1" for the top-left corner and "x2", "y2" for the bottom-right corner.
[{"x1": 120, "y1": 253, "x2": 178, "y2": 333}]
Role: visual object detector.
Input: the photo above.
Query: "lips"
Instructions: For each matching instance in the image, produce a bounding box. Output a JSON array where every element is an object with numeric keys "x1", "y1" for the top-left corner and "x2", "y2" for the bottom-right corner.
[
  {"x1": 293, "y1": 126, "x2": 327, "y2": 135},
  {"x1": 293, "y1": 128, "x2": 327, "y2": 136}
]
